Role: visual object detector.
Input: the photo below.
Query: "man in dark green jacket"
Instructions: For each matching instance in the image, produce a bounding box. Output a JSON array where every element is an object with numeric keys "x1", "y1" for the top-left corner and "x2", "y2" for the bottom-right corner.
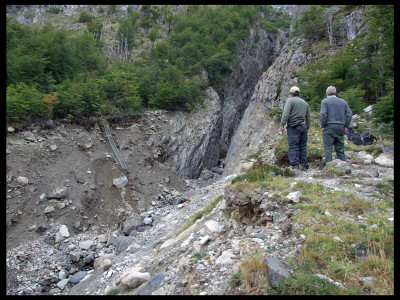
[
  {"x1": 320, "y1": 86, "x2": 352, "y2": 163},
  {"x1": 280, "y1": 86, "x2": 311, "y2": 171}
]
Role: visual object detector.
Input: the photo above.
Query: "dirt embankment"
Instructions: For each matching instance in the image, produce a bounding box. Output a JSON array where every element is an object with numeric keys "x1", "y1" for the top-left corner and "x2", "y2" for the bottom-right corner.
[{"x1": 6, "y1": 112, "x2": 190, "y2": 252}]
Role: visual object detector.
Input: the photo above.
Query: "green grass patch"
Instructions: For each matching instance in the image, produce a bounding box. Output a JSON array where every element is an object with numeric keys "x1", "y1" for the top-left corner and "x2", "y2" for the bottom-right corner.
[
  {"x1": 286, "y1": 185, "x2": 394, "y2": 295},
  {"x1": 231, "y1": 163, "x2": 294, "y2": 185},
  {"x1": 175, "y1": 195, "x2": 223, "y2": 237}
]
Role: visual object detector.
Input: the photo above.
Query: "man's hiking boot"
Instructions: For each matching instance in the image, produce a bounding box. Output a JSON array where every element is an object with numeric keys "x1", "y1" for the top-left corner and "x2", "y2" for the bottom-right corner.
[
  {"x1": 291, "y1": 164, "x2": 299, "y2": 170},
  {"x1": 300, "y1": 165, "x2": 308, "y2": 172}
]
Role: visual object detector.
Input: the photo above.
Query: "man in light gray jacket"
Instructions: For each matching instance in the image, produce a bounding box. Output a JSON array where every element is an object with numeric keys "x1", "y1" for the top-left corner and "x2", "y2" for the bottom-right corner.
[{"x1": 320, "y1": 86, "x2": 352, "y2": 163}]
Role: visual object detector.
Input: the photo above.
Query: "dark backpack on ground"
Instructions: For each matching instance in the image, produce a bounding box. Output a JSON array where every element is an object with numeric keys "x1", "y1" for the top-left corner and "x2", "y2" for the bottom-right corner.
[{"x1": 345, "y1": 128, "x2": 377, "y2": 145}]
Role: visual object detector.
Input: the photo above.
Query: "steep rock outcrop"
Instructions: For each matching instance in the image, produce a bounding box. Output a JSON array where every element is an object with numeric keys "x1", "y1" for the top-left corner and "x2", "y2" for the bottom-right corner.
[
  {"x1": 218, "y1": 26, "x2": 281, "y2": 158},
  {"x1": 170, "y1": 88, "x2": 222, "y2": 179}
]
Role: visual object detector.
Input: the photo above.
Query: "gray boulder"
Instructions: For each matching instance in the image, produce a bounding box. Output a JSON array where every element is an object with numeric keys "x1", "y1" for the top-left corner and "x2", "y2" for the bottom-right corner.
[
  {"x1": 122, "y1": 213, "x2": 143, "y2": 236},
  {"x1": 263, "y1": 256, "x2": 290, "y2": 287}
]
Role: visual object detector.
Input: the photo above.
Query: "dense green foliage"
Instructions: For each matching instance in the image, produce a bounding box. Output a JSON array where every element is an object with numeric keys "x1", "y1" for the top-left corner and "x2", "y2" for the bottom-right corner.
[
  {"x1": 6, "y1": 5, "x2": 393, "y2": 127},
  {"x1": 294, "y1": 5, "x2": 394, "y2": 125},
  {"x1": 6, "y1": 5, "x2": 290, "y2": 123}
]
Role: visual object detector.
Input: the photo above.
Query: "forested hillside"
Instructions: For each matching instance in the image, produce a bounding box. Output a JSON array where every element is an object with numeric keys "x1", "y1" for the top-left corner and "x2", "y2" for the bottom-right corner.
[
  {"x1": 6, "y1": 5, "x2": 290, "y2": 122},
  {"x1": 7, "y1": 5, "x2": 393, "y2": 131}
]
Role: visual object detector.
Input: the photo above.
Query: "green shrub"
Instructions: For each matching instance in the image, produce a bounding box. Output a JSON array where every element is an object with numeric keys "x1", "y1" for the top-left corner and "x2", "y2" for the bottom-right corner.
[
  {"x1": 338, "y1": 86, "x2": 366, "y2": 115},
  {"x1": 6, "y1": 83, "x2": 48, "y2": 123},
  {"x1": 270, "y1": 273, "x2": 342, "y2": 295},
  {"x1": 78, "y1": 11, "x2": 94, "y2": 23}
]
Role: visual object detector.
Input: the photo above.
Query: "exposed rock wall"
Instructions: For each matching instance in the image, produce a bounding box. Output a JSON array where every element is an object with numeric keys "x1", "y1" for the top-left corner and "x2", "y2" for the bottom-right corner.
[
  {"x1": 218, "y1": 26, "x2": 281, "y2": 158},
  {"x1": 170, "y1": 88, "x2": 222, "y2": 179}
]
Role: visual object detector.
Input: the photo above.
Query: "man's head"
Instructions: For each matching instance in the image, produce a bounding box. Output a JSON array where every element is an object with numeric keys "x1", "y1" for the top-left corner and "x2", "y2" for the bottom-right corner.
[
  {"x1": 326, "y1": 86, "x2": 337, "y2": 96},
  {"x1": 289, "y1": 86, "x2": 300, "y2": 97}
]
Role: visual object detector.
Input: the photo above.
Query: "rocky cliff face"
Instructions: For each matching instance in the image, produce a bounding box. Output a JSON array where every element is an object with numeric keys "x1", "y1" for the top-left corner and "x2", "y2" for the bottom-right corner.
[{"x1": 217, "y1": 26, "x2": 281, "y2": 159}]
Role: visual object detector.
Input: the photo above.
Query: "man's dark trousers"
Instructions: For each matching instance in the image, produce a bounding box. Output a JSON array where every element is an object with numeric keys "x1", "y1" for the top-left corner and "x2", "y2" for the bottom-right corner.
[
  {"x1": 287, "y1": 123, "x2": 308, "y2": 168},
  {"x1": 322, "y1": 124, "x2": 346, "y2": 162}
]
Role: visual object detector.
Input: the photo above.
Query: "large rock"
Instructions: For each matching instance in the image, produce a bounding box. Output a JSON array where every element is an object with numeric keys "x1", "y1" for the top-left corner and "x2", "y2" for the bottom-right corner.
[
  {"x1": 219, "y1": 26, "x2": 280, "y2": 158},
  {"x1": 204, "y1": 220, "x2": 223, "y2": 234},
  {"x1": 263, "y1": 256, "x2": 290, "y2": 287},
  {"x1": 215, "y1": 249, "x2": 235, "y2": 265},
  {"x1": 375, "y1": 153, "x2": 394, "y2": 167},
  {"x1": 122, "y1": 213, "x2": 143, "y2": 236},
  {"x1": 94, "y1": 254, "x2": 114, "y2": 270},
  {"x1": 134, "y1": 272, "x2": 165, "y2": 295},
  {"x1": 286, "y1": 191, "x2": 301, "y2": 203},
  {"x1": 69, "y1": 271, "x2": 87, "y2": 285},
  {"x1": 119, "y1": 267, "x2": 151, "y2": 288}
]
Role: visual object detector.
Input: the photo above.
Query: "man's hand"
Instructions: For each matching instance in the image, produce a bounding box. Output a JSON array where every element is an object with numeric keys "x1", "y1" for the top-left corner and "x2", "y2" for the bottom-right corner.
[
  {"x1": 344, "y1": 127, "x2": 347, "y2": 133},
  {"x1": 321, "y1": 128, "x2": 325, "y2": 132},
  {"x1": 280, "y1": 127, "x2": 285, "y2": 133}
]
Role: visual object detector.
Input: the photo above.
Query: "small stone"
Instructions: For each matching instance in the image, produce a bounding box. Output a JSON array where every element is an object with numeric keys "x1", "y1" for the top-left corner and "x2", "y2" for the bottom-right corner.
[
  {"x1": 79, "y1": 240, "x2": 94, "y2": 250},
  {"x1": 113, "y1": 175, "x2": 128, "y2": 189},
  {"x1": 333, "y1": 236, "x2": 344, "y2": 243},
  {"x1": 17, "y1": 176, "x2": 29, "y2": 185},
  {"x1": 59, "y1": 225, "x2": 70, "y2": 238},
  {"x1": 286, "y1": 191, "x2": 301, "y2": 203},
  {"x1": 47, "y1": 186, "x2": 68, "y2": 199},
  {"x1": 57, "y1": 278, "x2": 69, "y2": 290},
  {"x1": 44, "y1": 206, "x2": 55, "y2": 214},
  {"x1": 94, "y1": 255, "x2": 113, "y2": 270},
  {"x1": 143, "y1": 216, "x2": 153, "y2": 225},
  {"x1": 69, "y1": 251, "x2": 81, "y2": 262}
]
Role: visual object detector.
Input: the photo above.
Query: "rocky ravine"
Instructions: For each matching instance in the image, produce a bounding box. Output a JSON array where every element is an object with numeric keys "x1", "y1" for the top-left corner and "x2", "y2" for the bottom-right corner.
[{"x1": 7, "y1": 5, "x2": 388, "y2": 295}]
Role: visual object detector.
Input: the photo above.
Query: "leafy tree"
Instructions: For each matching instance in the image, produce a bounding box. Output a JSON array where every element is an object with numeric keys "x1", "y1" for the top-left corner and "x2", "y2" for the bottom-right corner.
[
  {"x1": 373, "y1": 78, "x2": 393, "y2": 124},
  {"x1": 88, "y1": 19, "x2": 103, "y2": 39},
  {"x1": 43, "y1": 91, "x2": 59, "y2": 119},
  {"x1": 148, "y1": 26, "x2": 160, "y2": 47},
  {"x1": 140, "y1": 5, "x2": 160, "y2": 29},
  {"x1": 160, "y1": 5, "x2": 176, "y2": 36},
  {"x1": 70, "y1": 30, "x2": 106, "y2": 75},
  {"x1": 118, "y1": 13, "x2": 140, "y2": 48},
  {"x1": 293, "y1": 6, "x2": 326, "y2": 41},
  {"x1": 53, "y1": 73, "x2": 107, "y2": 120}
]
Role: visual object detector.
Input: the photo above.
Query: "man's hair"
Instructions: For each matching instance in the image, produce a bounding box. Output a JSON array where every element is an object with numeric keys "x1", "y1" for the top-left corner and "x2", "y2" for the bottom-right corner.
[
  {"x1": 326, "y1": 86, "x2": 336, "y2": 96},
  {"x1": 292, "y1": 91, "x2": 300, "y2": 97}
]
